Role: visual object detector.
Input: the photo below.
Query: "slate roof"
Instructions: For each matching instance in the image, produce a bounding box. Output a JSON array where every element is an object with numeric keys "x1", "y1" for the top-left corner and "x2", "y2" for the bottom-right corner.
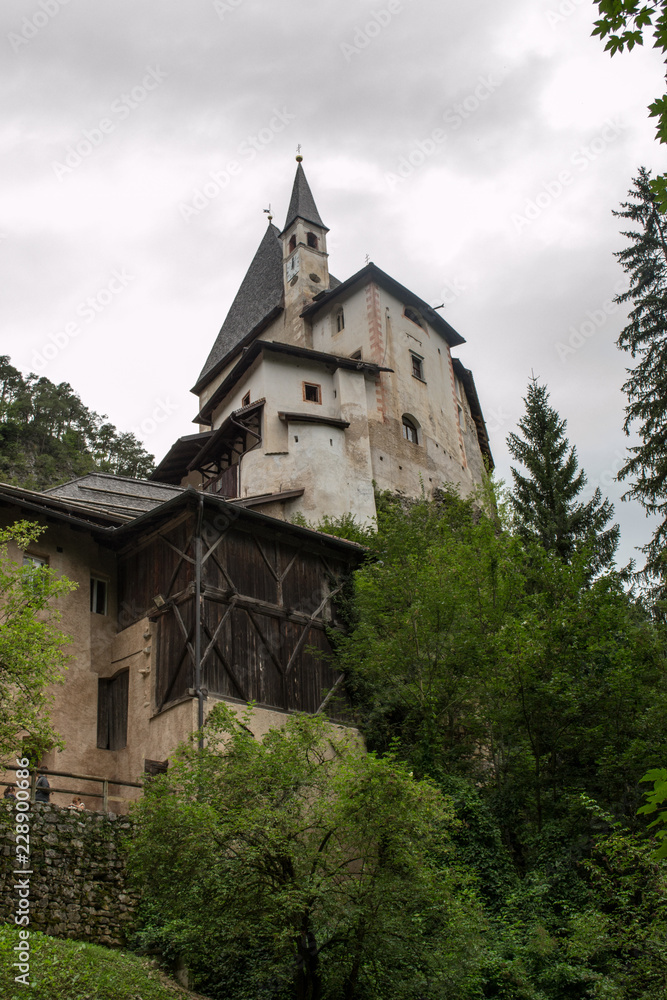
[
  {"x1": 282, "y1": 162, "x2": 328, "y2": 233},
  {"x1": 192, "y1": 223, "x2": 285, "y2": 394},
  {"x1": 43, "y1": 473, "x2": 184, "y2": 520}
]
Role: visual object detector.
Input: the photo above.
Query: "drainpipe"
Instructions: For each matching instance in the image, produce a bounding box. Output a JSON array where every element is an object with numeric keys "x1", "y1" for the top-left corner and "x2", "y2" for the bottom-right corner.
[{"x1": 195, "y1": 493, "x2": 204, "y2": 749}]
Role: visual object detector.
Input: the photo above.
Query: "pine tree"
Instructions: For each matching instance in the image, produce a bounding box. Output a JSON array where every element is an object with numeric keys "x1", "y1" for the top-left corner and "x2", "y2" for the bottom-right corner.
[
  {"x1": 507, "y1": 378, "x2": 619, "y2": 572},
  {"x1": 614, "y1": 168, "x2": 667, "y2": 585}
]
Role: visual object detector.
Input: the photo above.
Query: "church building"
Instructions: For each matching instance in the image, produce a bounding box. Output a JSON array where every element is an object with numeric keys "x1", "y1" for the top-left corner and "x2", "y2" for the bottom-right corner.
[
  {"x1": 0, "y1": 159, "x2": 492, "y2": 808},
  {"x1": 152, "y1": 157, "x2": 492, "y2": 522}
]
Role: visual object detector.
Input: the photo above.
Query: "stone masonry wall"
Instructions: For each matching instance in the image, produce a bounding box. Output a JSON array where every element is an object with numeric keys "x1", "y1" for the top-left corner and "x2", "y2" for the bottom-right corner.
[{"x1": 0, "y1": 802, "x2": 139, "y2": 947}]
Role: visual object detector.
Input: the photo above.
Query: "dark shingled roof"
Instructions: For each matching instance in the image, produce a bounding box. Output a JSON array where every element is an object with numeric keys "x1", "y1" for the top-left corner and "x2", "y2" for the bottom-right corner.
[
  {"x1": 43, "y1": 473, "x2": 184, "y2": 519},
  {"x1": 192, "y1": 223, "x2": 285, "y2": 393},
  {"x1": 282, "y1": 163, "x2": 328, "y2": 233}
]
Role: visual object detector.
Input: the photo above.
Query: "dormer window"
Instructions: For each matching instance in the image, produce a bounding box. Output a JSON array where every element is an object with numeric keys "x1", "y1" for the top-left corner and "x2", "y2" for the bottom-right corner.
[
  {"x1": 307, "y1": 232, "x2": 319, "y2": 249},
  {"x1": 335, "y1": 308, "x2": 345, "y2": 333},
  {"x1": 289, "y1": 234, "x2": 297, "y2": 253},
  {"x1": 405, "y1": 306, "x2": 424, "y2": 328}
]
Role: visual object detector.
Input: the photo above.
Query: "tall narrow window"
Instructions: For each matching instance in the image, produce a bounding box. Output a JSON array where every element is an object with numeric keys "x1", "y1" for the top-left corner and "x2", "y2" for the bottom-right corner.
[
  {"x1": 289, "y1": 234, "x2": 297, "y2": 253},
  {"x1": 307, "y1": 232, "x2": 318, "y2": 249},
  {"x1": 97, "y1": 671, "x2": 129, "y2": 751},
  {"x1": 411, "y1": 352, "x2": 425, "y2": 381},
  {"x1": 335, "y1": 308, "x2": 345, "y2": 333},
  {"x1": 402, "y1": 415, "x2": 419, "y2": 444},
  {"x1": 242, "y1": 391, "x2": 250, "y2": 407},
  {"x1": 90, "y1": 577, "x2": 108, "y2": 615}
]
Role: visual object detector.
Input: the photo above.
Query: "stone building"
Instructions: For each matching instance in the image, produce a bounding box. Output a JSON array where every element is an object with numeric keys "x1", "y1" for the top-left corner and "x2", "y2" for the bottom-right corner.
[
  {"x1": 0, "y1": 159, "x2": 492, "y2": 802},
  {"x1": 152, "y1": 158, "x2": 492, "y2": 523}
]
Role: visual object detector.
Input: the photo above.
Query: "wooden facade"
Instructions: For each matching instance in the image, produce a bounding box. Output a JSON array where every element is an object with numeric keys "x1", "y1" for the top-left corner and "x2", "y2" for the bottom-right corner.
[{"x1": 116, "y1": 496, "x2": 359, "y2": 722}]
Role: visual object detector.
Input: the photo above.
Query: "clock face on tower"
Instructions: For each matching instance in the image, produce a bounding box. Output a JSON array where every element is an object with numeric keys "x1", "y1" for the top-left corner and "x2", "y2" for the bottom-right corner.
[{"x1": 286, "y1": 254, "x2": 300, "y2": 281}]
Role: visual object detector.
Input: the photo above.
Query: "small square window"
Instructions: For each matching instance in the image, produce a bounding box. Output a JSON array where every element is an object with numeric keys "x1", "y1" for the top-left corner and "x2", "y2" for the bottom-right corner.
[
  {"x1": 90, "y1": 577, "x2": 108, "y2": 615},
  {"x1": 411, "y1": 353, "x2": 424, "y2": 380},
  {"x1": 303, "y1": 382, "x2": 321, "y2": 404}
]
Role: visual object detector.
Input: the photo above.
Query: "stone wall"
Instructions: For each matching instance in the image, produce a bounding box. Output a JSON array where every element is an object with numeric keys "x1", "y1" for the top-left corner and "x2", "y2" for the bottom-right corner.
[{"x1": 0, "y1": 802, "x2": 139, "y2": 946}]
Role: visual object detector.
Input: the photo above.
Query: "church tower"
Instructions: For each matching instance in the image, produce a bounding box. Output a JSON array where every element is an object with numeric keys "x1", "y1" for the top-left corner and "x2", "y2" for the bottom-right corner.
[{"x1": 280, "y1": 156, "x2": 330, "y2": 349}]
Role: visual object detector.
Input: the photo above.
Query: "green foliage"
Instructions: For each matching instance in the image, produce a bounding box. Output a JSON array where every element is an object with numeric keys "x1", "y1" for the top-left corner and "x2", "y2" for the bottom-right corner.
[
  {"x1": 507, "y1": 378, "x2": 619, "y2": 574},
  {"x1": 291, "y1": 509, "x2": 375, "y2": 545},
  {"x1": 592, "y1": 2, "x2": 667, "y2": 207},
  {"x1": 129, "y1": 704, "x2": 486, "y2": 1000},
  {"x1": 0, "y1": 925, "x2": 194, "y2": 1000},
  {"x1": 638, "y1": 767, "x2": 667, "y2": 856},
  {"x1": 613, "y1": 170, "x2": 667, "y2": 594},
  {"x1": 0, "y1": 355, "x2": 154, "y2": 489},
  {"x1": 338, "y1": 484, "x2": 667, "y2": 850},
  {"x1": 0, "y1": 521, "x2": 76, "y2": 761}
]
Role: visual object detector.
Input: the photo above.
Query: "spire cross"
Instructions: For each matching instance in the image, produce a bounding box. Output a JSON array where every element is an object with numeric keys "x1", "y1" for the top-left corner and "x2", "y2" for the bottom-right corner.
[
  {"x1": 365, "y1": 253, "x2": 370, "y2": 265},
  {"x1": 263, "y1": 204, "x2": 273, "y2": 222}
]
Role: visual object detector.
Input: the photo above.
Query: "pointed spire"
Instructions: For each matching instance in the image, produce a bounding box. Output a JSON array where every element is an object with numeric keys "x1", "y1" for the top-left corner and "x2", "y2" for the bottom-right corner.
[
  {"x1": 192, "y1": 222, "x2": 284, "y2": 392},
  {"x1": 282, "y1": 160, "x2": 328, "y2": 233}
]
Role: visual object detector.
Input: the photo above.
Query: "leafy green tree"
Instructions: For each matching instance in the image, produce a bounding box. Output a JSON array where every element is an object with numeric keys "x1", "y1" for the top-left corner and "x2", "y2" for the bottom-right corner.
[
  {"x1": 129, "y1": 704, "x2": 485, "y2": 1000},
  {"x1": 0, "y1": 355, "x2": 154, "y2": 489},
  {"x1": 507, "y1": 379, "x2": 619, "y2": 574},
  {"x1": 338, "y1": 486, "x2": 667, "y2": 846},
  {"x1": 592, "y1": 1, "x2": 667, "y2": 207},
  {"x1": 613, "y1": 170, "x2": 667, "y2": 590},
  {"x1": 638, "y1": 766, "x2": 667, "y2": 856},
  {"x1": 0, "y1": 521, "x2": 76, "y2": 761}
]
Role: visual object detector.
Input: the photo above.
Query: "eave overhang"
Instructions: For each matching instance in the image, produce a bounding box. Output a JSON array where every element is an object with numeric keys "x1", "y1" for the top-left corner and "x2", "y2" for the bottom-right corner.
[
  {"x1": 112, "y1": 486, "x2": 364, "y2": 557},
  {"x1": 150, "y1": 431, "x2": 215, "y2": 485},
  {"x1": 187, "y1": 399, "x2": 264, "y2": 473},
  {"x1": 194, "y1": 340, "x2": 392, "y2": 425},
  {"x1": 0, "y1": 483, "x2": 119, "y2": 538},
  {"x1": 451, "y1": 358, "x2": 494, "y2": 470},
  {"x1": 302, "y1": 262, "x2": 466, "y2": 349}
]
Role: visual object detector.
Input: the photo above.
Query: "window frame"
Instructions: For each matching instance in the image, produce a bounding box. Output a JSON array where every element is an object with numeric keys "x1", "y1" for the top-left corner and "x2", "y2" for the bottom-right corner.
[
  {"x1": 402, "y1": 415, "x2": 419, "y2": 445},
  {"x1": 410, "y1": 352, "x2": 425, "y2": 382},
  {"x1": 90, "y1": 576, "x2": 108, "y2": 616},
  {"x1": 23, "y1": 553, "x2": 48, "y2": 569},
  {"x1": 404, "y1": 306, "x2": 425, "y2": 329},
  {"x1": 302, "y1": 381, "x2": 322, "y2": 404}
]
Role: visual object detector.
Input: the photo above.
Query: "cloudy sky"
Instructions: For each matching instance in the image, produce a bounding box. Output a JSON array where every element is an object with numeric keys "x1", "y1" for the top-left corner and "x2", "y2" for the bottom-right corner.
[{"x1": 2, "y1": 0, "x2": 664, "y2": 565}]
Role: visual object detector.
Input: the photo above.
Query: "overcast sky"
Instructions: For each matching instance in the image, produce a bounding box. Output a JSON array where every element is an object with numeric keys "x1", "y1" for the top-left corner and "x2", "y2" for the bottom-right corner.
[{"x1": 1, "y1": 0, "x2": 664, "y2": 566}]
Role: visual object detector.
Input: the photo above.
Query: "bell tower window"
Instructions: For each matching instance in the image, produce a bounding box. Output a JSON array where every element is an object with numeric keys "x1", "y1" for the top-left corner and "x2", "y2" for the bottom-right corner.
[
  {"x1": 289, "y1": 234, "x2": 297, "y2": 253},
  {"x1": 307, "y1": 232, "x2": 319, "y2": 249}
]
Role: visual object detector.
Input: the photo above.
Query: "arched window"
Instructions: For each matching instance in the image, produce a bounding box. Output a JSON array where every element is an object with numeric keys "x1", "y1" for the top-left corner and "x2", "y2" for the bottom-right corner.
[
  {"x1": 404, "y1": 306, "x2": 424, "y2": 328},
  {"x1": 307, "y1": 232, "x2": 319, "y2": 249},
  {"x1": 336, "y1": 307, "x2": 345, "y2": 333},
  {"x1": 402, "y1": 415, "x2": 419, "y2": 444},
  {"x1": 289, "y1": 234, "x2": 297, "y2": 253}
]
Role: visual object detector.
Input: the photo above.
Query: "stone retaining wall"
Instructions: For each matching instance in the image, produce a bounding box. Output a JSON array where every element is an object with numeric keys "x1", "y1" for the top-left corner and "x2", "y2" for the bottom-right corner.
[{"x1": 0, "y1": 802, "x2": 139, "y2": 946}]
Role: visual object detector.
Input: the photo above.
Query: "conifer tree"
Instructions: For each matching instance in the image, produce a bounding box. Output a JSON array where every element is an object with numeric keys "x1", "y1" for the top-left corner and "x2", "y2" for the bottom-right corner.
[
  {"x1": 507, "y1": 378, "x2": 619, "y2": 572},
  {"x1": 614, "y1": 168, "x2": 667, "y2": 585}
]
